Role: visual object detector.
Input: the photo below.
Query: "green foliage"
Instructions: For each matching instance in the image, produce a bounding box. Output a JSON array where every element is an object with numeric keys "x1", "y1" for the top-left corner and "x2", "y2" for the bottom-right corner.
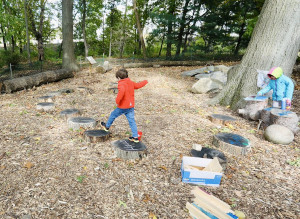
[{"x1": 1, "y1": 50, "x2": 22, "y2": 66}]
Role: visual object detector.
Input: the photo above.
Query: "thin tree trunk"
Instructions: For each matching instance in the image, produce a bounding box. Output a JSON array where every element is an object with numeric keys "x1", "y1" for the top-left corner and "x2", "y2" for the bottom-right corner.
[
  {"x1": 119, "y1": 0, "x2": 128, "y2": 58},
  {"x1": 133, "y1": 0, "x2": 146, "y2": 59},
  {"x1": 11, "y1": 36, "x2": 15, "y2": 52},
  {"x1": 166, "y1": 1, "x2": 176, "y2": 59},
  {"x1": 62, "y1": 0, "x2": 79, "y2": 71},
  {"x1": 23, "y1": 0, "x2": 32, "y2": 65},
  {"x1": 109, "y1": 28, "x2": 112, "y2": 57},
  {"x1": 1, "y1": 24, "x2": 7, "y2": 50},
  {"x1": 158, "y1": 34, "x2": 165, "y2": 57},
  {"x1": 212, "y1": 0, "x2": 300, "y2": 110},
  {"x1": 175, "y1": 0, "x2": 190, "y2": 57},
  {"x1": 82, "y1": 0, "x2": 88, "y2": 58}
]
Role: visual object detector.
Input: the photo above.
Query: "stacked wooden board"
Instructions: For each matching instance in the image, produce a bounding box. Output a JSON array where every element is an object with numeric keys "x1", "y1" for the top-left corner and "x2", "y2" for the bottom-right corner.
[{"x1": 186, "y1": 187, "x2": 240, "y2": 219}]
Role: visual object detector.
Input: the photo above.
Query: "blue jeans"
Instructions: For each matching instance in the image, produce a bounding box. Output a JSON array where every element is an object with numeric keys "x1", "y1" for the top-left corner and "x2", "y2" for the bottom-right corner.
[{"x1": 106, "y1": 107, "x2": 138, "y2": 137}]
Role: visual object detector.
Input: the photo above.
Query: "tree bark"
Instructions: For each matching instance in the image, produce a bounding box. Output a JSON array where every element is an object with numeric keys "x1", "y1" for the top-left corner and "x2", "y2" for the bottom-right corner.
[
  {"x1": 119, "y1": 0, "x2": 128, "y2": 58},
  {"x1": 166, "y1": 0, "x2": 176, "y2": 58},
  {"x1": 212, "y1": 0, "x2": 300, "y2": 110},
  {"x1": 175, "y1": 0, "x2": 190, "y2": 57},
  {"x1": 0, "y1": 24, "x2": 7, "y2": 50},
  {"x1": 133, "y1": 0, "x2": 147, "y2": 59},
  {"x1": 62, "y1": 0, "x2": 79, "y2": 71},
  {"x1": 82, "y1": 0, "x2": 88, "y2": 58},
  {"x1": 158, "y1": 34, "x2": 165, "y2": 57},
  {"x1": 0, "y1": 69, "x2": 74, "y2": 93},
  {"x1": 23, "y1": 0, "x2": 32, "y2": 65}
]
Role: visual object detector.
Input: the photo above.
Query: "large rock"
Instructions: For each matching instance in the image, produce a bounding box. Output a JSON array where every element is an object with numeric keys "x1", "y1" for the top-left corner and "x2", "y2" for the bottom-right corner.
[
  {"x1": 191, "y1": 78, "x2": 223, "y2": 94},
  {"x1": 181, "y1": 66, "x2": 211, "y2": 77},
  {"x1": 210, "y1": 71, "x2": 227, "y2": 84},
  {"x1": 264, "y1": 124, "x2": 294, "y2": 144},
  {"x1": 194, "y1": 73, "x2": 211, "y2": 80},
  {"x1": 214, "y1": 65, "x2": 231, "y2": 74}
]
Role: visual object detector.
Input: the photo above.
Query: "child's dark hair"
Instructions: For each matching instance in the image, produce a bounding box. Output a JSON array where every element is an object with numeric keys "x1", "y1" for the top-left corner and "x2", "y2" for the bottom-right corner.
[{"x1": 116, "y1": 68, "x2": 128, "y2": 79}]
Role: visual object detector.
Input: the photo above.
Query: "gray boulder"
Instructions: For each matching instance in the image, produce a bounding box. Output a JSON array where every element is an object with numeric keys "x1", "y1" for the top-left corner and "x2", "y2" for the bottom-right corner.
[
  {"x1": 191, "y1": 78, "x2": 223, "y2": 94},
  {"x1": 210, "y1": 71, "x2": 227, "y2": 84},
  {"x1": 264, "y1": 124, "x2": 294, "y2": 144},
  {"x1": 194, "y1": 73, "x2": 211, "y2": 80},
  {"x1": 181, "y1": 66, "x2": 212, "y2": 77},
  {"x1": 214, "y1": 65, "x2": 231, "y2": 74}
]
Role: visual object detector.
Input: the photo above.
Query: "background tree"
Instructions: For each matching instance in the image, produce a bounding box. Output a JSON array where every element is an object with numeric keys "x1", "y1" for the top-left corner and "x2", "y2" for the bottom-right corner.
[
  {"x1": 62, "y1": 0, "x2": 78, "y2": 71},
  {"x1": 212, "y1": 0, "x2": 300, "y2": 110},
  {"x1": 133, "y1": 0, "x2": 146, "y2": 58}
]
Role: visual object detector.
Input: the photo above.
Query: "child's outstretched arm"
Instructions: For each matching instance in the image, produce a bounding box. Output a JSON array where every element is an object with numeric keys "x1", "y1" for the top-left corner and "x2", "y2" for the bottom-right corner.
[
  {"x1": 257, "y1": 83, "x2": 271, "y2": 96},
  {"x1": 133, "y1": 80, "x2": 148, "y2": 89}
]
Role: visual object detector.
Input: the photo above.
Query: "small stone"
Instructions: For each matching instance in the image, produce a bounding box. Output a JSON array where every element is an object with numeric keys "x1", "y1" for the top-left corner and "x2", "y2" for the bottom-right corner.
[
  {"x1": 192, "y1": 144, "x2": 202, "y2": 151},
  {"x1": 264, "y1": 124, "x2": 294, "y2": 144}
]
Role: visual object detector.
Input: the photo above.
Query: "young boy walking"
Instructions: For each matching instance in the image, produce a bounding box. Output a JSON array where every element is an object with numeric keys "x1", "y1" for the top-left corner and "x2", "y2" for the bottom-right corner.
[
  {"x1": 257, "y1": 67, "x2": 294, "y2": 109},
  {"x1": 101, "y1": 68, "x2": 148, "y2": 143}
]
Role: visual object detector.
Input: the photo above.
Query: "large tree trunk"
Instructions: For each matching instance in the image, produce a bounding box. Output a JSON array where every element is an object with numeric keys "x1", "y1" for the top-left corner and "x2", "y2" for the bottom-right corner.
[
  {"x1": 133, "y1": 0, "x2": 146, "y2": 59},
  {"x1": 82, "y1": 0, "x2": 88, "y2": 58},
  {"x1": 212, "y1": 0, "x2": 300, "y2": 110},
  {"x1": 23, "y1": 0, "x2": 32, "y2": 65},
  {"x1": 0, "y1": 69, "x2": 74, "y2": 93},
  {"x1": 62, "y1": 0, "x2": 79, "y2": 71}
]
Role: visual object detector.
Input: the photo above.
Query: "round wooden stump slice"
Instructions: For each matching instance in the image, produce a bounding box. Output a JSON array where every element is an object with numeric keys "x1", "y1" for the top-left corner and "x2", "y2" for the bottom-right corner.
[
  {"x1": 84, "y1": 130, "x2": 111, "y2": 143},
  {"x1": 38, "y1": 95, "x2": 55, "y2": 102},
  {"x1": 36, "y1": 102, "x2": 55, "y2": 112},
  {"x1": 67, "y1": 117, "x2": 96, "y2": 130},
  {"x1": 60, "y1": 109, "x2": 80, "y2": 120},
  {"x1": 213, "y1": 133, "x2": 251, "y2": 156},
  {"x1": 47, "y1": 91, "x2": 62, "y2": 97},
  {"x1": 111, "y1": 139, "x2": 147, "y2": 160},
  {"x1": 270, "y1": 109, "x2": 299, "y2": 133},
  {"x1": 261, "y1": 107, "x2": 273, "y2": 127},
  {"x1": 208, "y1": 114, "x2": 236, "y2": 125}
]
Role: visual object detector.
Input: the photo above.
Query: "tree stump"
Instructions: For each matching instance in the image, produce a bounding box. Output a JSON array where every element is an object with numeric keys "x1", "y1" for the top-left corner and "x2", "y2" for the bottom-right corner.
[
  {"x1": 270, "y1": 109, "x2": 299, "y2": 133},
  {"x1": 84, "y1": 130, "x2": 111, "y2": 143},
  {"x1": 238, "y1": 96, "x2": 268, "y2": 120},
  {"x1": 60, "y1": 109, "x2": 81, "y2": 120},
  {"x1": 111, "y1": 139, "x2": 147, "y2": 160},
  {"x1": 261, "y1": 107, "x2": 273, "y2": 128},
  {"x1": 38, "y1": 95, "x2": 55, "y2": 102},
  {"x1": 67, "y1": 117, "x2": 96, "y2": 130},
  {"x1": 36, "y1": 102, "x2": 55, "y2": 112},
  {"x1": 212, "y1": 133, "x2": 251, "y2": 156},
  {"x1": 208, "y1": 114, "x2": 237, "y2": 125}
]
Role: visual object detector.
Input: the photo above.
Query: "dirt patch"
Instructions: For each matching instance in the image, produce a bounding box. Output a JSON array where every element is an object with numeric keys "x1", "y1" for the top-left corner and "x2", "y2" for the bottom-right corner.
[{"x1": 0, "y1": 66, "x2": 299, "y2": 219}]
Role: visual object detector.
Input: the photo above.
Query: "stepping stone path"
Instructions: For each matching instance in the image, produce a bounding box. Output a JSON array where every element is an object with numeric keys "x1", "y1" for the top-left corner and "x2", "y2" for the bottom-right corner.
[
  {"x1": 84, "y1": 130, "x2": 110, "y2": 143},
  {"x1": 38, "y1": 95, "x2": 55, "y2": 102},
  {"x1": 68, "y1": 117, "x2": 96, "y2": 130},
  {"x1": 209, "y1": 114, "x2": 236, "y2": 125},
  {"x1": 36, "y1": 102, "x2": 55, "y2": 112},
  {"x1": 213, "y1": 133, "x2": 251, "y2": 156},
  {"x1": 60, "y1": 109, "x2": 80, "y2": 120},
  {"x1": 264, "y1": 124, "x2": 294, "y2": 145},
  {"x1": 111, "y1": 139, "x2": 147, "y2": 160}
]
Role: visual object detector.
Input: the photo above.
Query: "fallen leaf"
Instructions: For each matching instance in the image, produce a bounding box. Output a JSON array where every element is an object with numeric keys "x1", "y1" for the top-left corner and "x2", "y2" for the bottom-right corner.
[
  {"x1": 149, "y1": 212, "x2": 157, "y2": 219},
  {"x1": 24, "y1": 162, "x2": 34, "y2": 169},
  {"x1": 158, "y1": 166, "x2": 167, "y2": 171},
  {"x1": 142, "y1": 194, "x2": 151, "y2": 203}
]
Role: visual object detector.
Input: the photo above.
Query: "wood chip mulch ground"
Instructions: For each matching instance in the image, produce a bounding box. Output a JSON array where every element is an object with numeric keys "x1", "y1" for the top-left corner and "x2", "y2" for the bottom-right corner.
[{"x1": 0, "y1": 66, "x2": 299, "y2": 219}]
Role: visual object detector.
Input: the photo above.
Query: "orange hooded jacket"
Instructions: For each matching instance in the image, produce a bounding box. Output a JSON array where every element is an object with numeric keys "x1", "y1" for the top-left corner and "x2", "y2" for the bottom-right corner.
[{"x1": 116, "y1": 78, "x2": 148, "y2": 109}]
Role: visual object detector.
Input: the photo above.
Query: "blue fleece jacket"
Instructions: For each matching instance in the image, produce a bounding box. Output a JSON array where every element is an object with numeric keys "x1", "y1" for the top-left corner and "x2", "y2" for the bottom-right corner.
[{"x1": 258, "y1": 74, "x2": 294, "y2": 101}]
